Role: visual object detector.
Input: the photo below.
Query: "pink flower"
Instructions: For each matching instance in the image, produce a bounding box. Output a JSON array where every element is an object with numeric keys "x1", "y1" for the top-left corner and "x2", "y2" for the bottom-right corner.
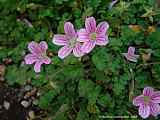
[
  {"x1": 78, "y1": 17, "x2": 109, "y2": 53},
  {"x1": 52, "y1": 22, "x2": 84, "y2": 59},
  {"x1": 133, "y1": 87, "x2": 160, "y2": 119},
  {"x1": 109, "y1": 0, "x2": 118, "y2": 10},
  {"x1": 24, "y1": 41, "x2": 51, "y2": 73},
  {"x1": 122, "y1": 46, "x2": 139, "y2": 62}
]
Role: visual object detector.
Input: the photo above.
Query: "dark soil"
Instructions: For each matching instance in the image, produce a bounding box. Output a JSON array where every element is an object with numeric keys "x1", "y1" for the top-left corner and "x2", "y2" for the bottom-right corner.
[
  {"x1": 0, "y1": 82, "x2": 43, "y2": 120},
  {"x1": 0, "y1": 83, "x2": 27, "y2": 120}
]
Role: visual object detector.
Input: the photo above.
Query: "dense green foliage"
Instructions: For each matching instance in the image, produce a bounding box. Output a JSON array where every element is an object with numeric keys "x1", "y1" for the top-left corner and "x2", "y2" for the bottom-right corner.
[{"x1": 0, "y1": 0, "x2": 160, "y2": 119}]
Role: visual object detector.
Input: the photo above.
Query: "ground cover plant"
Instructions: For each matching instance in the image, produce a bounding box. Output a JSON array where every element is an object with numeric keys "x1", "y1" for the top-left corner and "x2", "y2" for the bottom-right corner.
[{"x1": 0, "y1": 0, "x2": 160, "y2": 119}]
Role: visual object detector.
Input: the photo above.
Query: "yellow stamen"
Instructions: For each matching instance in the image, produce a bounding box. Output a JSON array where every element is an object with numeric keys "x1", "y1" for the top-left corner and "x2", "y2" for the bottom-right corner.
[
  {"x1": 90, "y1": 33, "x2": 97, "y2": 40},
  {"x1": 69, "y1": 38, "x2": 77, "y2": 48},
  {"x1": 143, "y1": 96, "x2": 150, "y2": 104}
]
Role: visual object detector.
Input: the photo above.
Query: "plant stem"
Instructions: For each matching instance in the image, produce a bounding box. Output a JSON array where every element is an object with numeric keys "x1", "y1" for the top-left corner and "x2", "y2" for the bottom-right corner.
[{"x1": 136, "y1": 62, "x2": 160, "y2": 69}]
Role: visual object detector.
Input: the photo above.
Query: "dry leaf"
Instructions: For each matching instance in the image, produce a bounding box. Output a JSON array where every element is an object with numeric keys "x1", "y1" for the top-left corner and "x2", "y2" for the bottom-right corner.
[
  {"x1": 128, "y1": 25, "x2": 142, "y2": 32},
  {"x1": 0, "y1": 64, "x2": 6, "y2": 81},
  {"x1": 147, "y1": 26, "x2": 156, "y2": 33},
  {"x1": 142, "y1": 49, "x2": 153, "y2": 63}
]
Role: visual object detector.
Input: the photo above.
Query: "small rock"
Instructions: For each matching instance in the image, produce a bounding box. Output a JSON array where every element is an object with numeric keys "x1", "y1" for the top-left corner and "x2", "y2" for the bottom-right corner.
[
  {"x1": 37, "y1": 92, "x2": 41, "y2": 96},
  {"x1": 26, "y1": 117, "x2": 30, "y2": 120},
  {"x1": 24, "y1": 88, "x2": 37, "y2": 99},
  {"x1": 21, "y1": 100, "x2": 30, "y2": 108},
  {"x1": 32, "y1": 99, "x2": 38, "y2": 105},
  {"x1": 28, "y1": 111, "x2": 35, "y2": 119},
  {"x1": 24, "y1": 85, "x2": 32, "y2": 91},
  {"x1": 3, "y1": 101, "x2": 10, "y2": 110},
  {"x1": 3, "y1": 58, "x2": 12, "y2": 64},
  {"x1": 0, "y1": 77, "x2": 5, "y2": 82}
]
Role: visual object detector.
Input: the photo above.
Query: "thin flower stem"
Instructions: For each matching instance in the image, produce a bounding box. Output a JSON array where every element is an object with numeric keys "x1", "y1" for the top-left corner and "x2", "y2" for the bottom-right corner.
[
  {"x1": 51, "y1": 69, "x2": 63, "y2": 78},
  {"x1": 136, "y1": 62, "x2": 160, "y2": 69},
  {"x1": 129, "y1": 67, "x2": 135, "y2": 102}
]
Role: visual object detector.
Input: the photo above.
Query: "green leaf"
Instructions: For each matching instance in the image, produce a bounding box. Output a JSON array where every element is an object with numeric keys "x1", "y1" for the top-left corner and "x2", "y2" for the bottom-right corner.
[
  {"x1": 76, "y1": 108, "x2": 89, "y2": 120},
  {"x1": 62, "y1": 65, "x2": 84, "y2": 79},
  {"x1": 92, "y1": 48, "x2": 108, "y2": 71},
  {"x1": 109, "y1": 38, "x2": 123, "y2": 50},
  {"x1": 87, "y1": 103, "x2": 99, "y2": 114},
  {"x1": 5, "y1": 65, "x2": 33, "y2": 85},
  {"x1": 38, "y1": 90, "x2": 56, "y2": 109},
  {"x1": 147, "y1": 30, "x2": 160, "y2": 49},
  {"x1": 53, "y1": 104, "x2": 69, "y2": 120},
  {"x1": 79, "y1": 79, "x2": 101, "y2": 104}
]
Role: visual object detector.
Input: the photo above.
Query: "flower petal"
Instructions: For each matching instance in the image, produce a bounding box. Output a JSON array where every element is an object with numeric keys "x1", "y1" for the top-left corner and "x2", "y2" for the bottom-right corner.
[
  {"x1": 128, "y1": 47, "x2": 135, "y2": 55},
  {"x1": 25, "y1": 54, "x2": 37, "y2": 64},
  {"x1": 73, "y1": 43, "x2": 84, "y2": 57},
  {"x1": 138, "y1": 104, "x2": 150, "y2": 119},
  {"x1": 58, "y1": 46, "x2": 72, "y2": 59},
  {"x1": 42, "y1": 57, "x2": 51, "y2": 64},
  {"x1": 39, "y1": 41, "x2": 48, "y2": 51},
  {"x1": 133, "y1": 54, "x2": 140, "y2": 59},
  {"x1": 28, "y1": 41, "x2": 40, "y2": 54},
  {"x1": 85, "y1": 17, "x2": 96, "y2": 33},
  {"x1": 96, "y1": 34, "x2": 109, "y2": 46},
  {"x1": 96, "y1": 22, "x2": 109, "y2": 34},
  {"x1": 53, "y1": 35, "x2": 68, "y2": 46},
  {"x1": 122, "y1": 53, "x2": 139, "y2": 62},
  {"x1": 78, "y1": 29, "x2": 89, "y2": 42},
  {"x1": 143, "y1": 87, "x2": 154, "y2": 96},
  {"x1": 133, "y1": 95, "x2": 144, "y2": 106},
  {"x1": 81, "y1": 41, "x2": 96, "y2": 53},
  {"x1": 109, "y1": 0, "x2": 118, "y2": 10},
  {"x1": 150, "y1": 103, "x2": 160, "y2": 116},
  {"x1": 64, "y1": 22, "x2": 76, "y2": 37},
  {"x1": 34, "y1": 61, "x2": 43, "y2": 73},
  {"x1": 151, "y1": 91, "x2": 160, "y2": 103}
]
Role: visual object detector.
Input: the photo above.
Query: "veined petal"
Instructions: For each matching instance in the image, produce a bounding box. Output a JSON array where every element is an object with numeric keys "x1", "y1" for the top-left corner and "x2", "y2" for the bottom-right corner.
[
  {"x1": 53, "y1": 35, "x2": 68, "y2": 46},
  {"x1": 96, "y1": 21, "x2": 109, "y2": 34},
  {"x1": 138, "y1": 104, "x2": 150, "y2": 119},
  {"x1": 133, "y1": 95, "x2": 144, "y2": 106},
  {"x1": 73, "y1": 43, "x2": 84, "y2": 57},
  {"x1": 28, "y1": 41, "x2": 40, "y2": 54},
  {"x1": 42, "y1": 57, "x2": 51, "y2": 64},
  {"x1": 81, "y1": 41, "x2": 96, "y2": 53},
  {"x1": 109, "y1": 0, "x2": 118, "y2": 10},
  {"x1": 151, "y1": 91, "x2": 160, "y2": 103},
  {"x1": 128, "y1": 47, "x2": 135, "y2": 55},
  {"x1": 143, "y1": 87, "x2": 154, "y2": 96},
  {"x1": 39, "y1": 41, "x2": 48, "y2": 51},
  {"x1": 96, "y1": 34, "x2": 109, "y2": 46},
  {"x1": 133, "y1": 54, "x2": 140, "y2": 59},
  {"x1": 34, "y1": 61, "x2": 43, "y2": 73},
  {"x1": 25, "y1": 54, "x2": 37, "y2": 64},
  {"x1": 64, "y1": 22, "x2": 76, "y2": 37},
  {"x1": 122, "y1": 46, "x2": 139, "y2": 62},
  {"x1": 78, "y1": 29, "x2": 89, "y2": 42},
  {"x1": 85, "y1": 17, "x2": 96, "y2": 33},
  {"x1": 122, "y1": 53, "x2": 139, "y2": 62},
  {"x1": 150, "y1": 103, "x2": 160, "y2": 116},
  {"x1": 128, "y1": 55, "x2": 139, "y2": 62},
  {"x1": 58, "y1": 46, "x2": 72, "y2": 59}
]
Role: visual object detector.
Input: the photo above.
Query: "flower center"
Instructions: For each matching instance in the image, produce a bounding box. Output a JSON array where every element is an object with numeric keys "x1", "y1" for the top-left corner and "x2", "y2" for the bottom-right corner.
[
  {"x1": 39, "y1": 52, "x2": 47, "y2": 59},
  {"x1": 89, "y1": 32, "x2": 97, "y2": 40},
  {"x1": 143, "y1": 96, "x2": 150, "y2": 104},
  {"x1": 69, "y1": 37, "x2": 77, "y2": 48}
]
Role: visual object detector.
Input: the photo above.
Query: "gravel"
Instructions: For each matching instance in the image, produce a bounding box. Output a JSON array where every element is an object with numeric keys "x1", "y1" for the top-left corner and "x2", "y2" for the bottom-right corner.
[
  {"x1": 3, "y1": 101, "x2": 10, "y2": 110},
  {"x1": 21, "y1": 100, "x2": 30, "y2": 108}
]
